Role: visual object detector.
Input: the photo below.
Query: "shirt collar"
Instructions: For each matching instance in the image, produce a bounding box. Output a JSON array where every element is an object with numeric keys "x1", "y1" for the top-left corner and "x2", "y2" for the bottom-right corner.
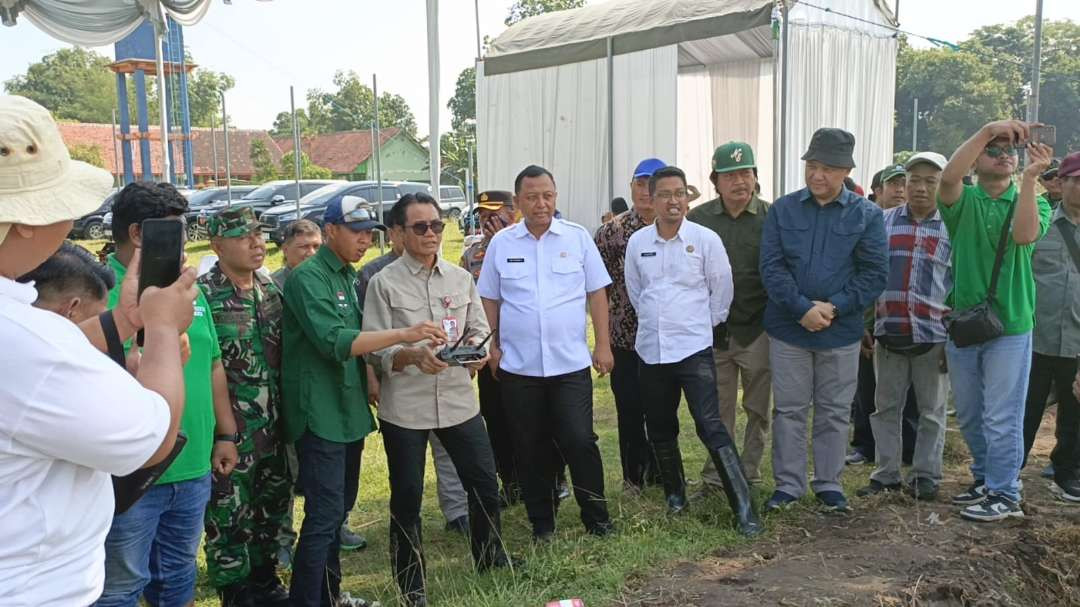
[
  {"x1": 896, "y1": 203, "x2": 942, "y2": 223},
  {"x1": 975, "y1": 181, "x2": 1018, "y2": 203},
  {"x1": 315, "y1": 244, "x2": 349, "y2": 274},
  {"x1": 798, "y1": 186, "x2": 854, "y2": 207},
  {"x1": 107, "y1": 252, "x2": 128, "y2": 282},
  {"x1": 401, "y1": 250, "x2": 448, "y2": 275},
  {"x1": 0, "y1": 275, "x2": 38, "y2": 304},
  {"x1": 1052, "y1": 205, "x2": 1076, "y2": 226},
  {"x1": 512, "y1": 217, "x2": 563, "y2": 238},
  {"x1": 652, "y1": 219, "x2": 689, "y2": 243},
  {"x1": 714, "y1": 195, "x2": 765, "y2": 217}
]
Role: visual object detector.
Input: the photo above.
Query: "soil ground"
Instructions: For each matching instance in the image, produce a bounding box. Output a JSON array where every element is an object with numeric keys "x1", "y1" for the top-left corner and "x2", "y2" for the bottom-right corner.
[{"x1": 629, "y1": 408, "x2": 1080, "y2": 607}]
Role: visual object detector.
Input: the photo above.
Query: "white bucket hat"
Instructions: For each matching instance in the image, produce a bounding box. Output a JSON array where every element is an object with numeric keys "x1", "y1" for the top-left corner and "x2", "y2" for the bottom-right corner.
[{"x1": 0, "y1": 95, "x2": 114, "y2": 227}]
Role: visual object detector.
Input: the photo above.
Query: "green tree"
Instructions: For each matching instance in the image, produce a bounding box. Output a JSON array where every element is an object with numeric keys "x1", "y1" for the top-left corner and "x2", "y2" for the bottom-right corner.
[
  {"x1": 270, "y1": 109, "x2": 312, "y2": 139},
  {"x1": 280, "y1": 150, "x2": 332, "y2": 179},
  {"x1": 67, "y1": 143, "x2": 105, "y2": 168},
  {"x1": 447, "y1": 67, "x2": 476, "y2": 132},
  {"x1": 303, "y1": 71, "x2": 417, "y2": 137},
  {"x1": 250, "y1": 139, "x2": 278, "y2": 183},
  {"x1": 505, "y1": 0, "x2": 586, "y2": 26},
  {"x1": 894, "y1": 38, "x2": 1015, "y2": 156},
  {"x1": 4, "y1": 48, "x2": 115, "y2": 123},
  {"x1": 184, "y1": 69, "x2": 235, "y2": 128}
]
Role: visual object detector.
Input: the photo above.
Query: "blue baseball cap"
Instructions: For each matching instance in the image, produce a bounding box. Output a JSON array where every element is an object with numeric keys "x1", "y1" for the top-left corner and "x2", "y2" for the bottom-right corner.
[
  {"x1": 632, "y1": 158, "x2": 666, "y2": 179},
  {"x1": 323, "y1": 195, "x2": 386, "y2": 231}
]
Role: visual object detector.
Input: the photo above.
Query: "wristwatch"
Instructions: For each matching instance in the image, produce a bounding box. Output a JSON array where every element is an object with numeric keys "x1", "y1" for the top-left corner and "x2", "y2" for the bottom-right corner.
[{"x1": 214, "y1": 433, "x2": 241, "y2": 444}]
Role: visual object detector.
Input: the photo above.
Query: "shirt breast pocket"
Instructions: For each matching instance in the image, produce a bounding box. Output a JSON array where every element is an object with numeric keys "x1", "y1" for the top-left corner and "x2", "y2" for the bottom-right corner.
[
  {"x1": 677, "y1": 251, "x2": 705, "y2": 286},
  {"x1": 389, "y1": 291, "x2": 428, "y2": 326},
  {"x1": 826, "y1": 219, "x2": 866, "y2": 272},
  {"x1": 551, "y1": 256, "x2": 585, "y2": 296},
  {"x1": 777, "y1": 213, "x2": 810, "y2": 261},
  {"x1": 1033, "y1": 240, "x2": 1064, "y2": 276}
]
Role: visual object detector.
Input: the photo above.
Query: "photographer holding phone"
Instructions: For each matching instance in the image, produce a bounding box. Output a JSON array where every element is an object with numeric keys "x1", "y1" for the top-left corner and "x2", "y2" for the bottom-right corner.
[
  {"x1": 0, "y1": 96, "x2": 194, "y2": 607},
  {"x1": 363, "y1": 193, "x2": 510, "y2": 607}
]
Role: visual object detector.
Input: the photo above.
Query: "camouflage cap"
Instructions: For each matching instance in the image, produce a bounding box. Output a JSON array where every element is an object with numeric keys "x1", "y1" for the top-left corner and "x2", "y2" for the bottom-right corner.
[
  {"x1": 711, "y1": 141, "x2": 756, "y2": 174},
  {"x1": 207, "y1": 206, "x2": 263, "y2": 238}
]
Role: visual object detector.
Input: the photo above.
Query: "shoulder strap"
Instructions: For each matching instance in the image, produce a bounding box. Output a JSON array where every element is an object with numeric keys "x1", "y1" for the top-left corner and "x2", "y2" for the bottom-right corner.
[
  {"x1": 986, "y1": 203, "x2": 1016, "y2": 302},
  {"x1": 1057, "y1": 220, "x2": 1080, "y2": 274}
]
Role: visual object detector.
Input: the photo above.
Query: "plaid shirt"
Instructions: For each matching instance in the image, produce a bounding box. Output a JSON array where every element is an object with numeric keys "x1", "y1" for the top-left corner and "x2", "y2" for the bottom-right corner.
[
  {"x1": 874, "y1": 204, "x2": 953, "y2": 343},
  {"x1": 594, "y1": 209, "x2": 648, "y2": 350}
]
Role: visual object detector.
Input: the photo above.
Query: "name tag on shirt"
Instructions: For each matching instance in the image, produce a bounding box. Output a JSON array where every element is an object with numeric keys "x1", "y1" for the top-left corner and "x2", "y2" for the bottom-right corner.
[
  {"x1": 193, "y1": 304, "x2": 206, "y2": 317},
  {"x1": 506, "y1": 257, "x2": 525, "y2": 263},
  {"x1": 640, "y1": 251, "x2": 657, "y2": 258}
]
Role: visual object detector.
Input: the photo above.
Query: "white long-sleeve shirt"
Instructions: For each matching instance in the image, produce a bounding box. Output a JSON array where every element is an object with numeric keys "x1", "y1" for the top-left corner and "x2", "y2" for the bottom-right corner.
[{"x1": 625, "y1": 219, "x2": 733, "y2": 365}]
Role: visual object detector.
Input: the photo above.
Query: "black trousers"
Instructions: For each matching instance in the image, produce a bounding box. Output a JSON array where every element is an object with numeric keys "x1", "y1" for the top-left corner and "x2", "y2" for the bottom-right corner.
[
  {"x1": 611, "y1": 347, "x2": 660, "y2": 486},
  {"x1": 478, "y1": 367, "x2": 519, "y2": 490},
  {"x1": 640, "y1": 348, "x2": 734, "y2": 450},
  {"x1": 382, "y1": 415, "x2": 504, "y2": 598},
  {"x1": 1023, "y1": 353, "x2": 1080, "y2": 483},
  {"x1": 851, "y1": 354, "x2": 919, "y2": 462},
  {"x1": 501, "y1": 367, "x2": 610, "y2": 535},
  {"x1": 290, "y1": 432, "x2": 363, "y2": 607}
]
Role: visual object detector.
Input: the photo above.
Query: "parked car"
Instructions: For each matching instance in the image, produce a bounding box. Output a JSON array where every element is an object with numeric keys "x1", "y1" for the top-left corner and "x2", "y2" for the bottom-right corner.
[
  {"x1": 70, "y1": 193, "x2": 117, "y2": 240},
  {"x1": 438, "y1": 185, "x2": 467, "y2": 219},
  {"x1": 259, "y1": 180, "x2": 430, "y2": 246},
  {"x1": 101, "y1": 211, "x2": 113, "y2": 240},
  {"x1": 196, "y1": 179, "x2": 342, "y2": 232},
  {"x1": 182, "y1": 185, "x2": 256, "y2": 240}
]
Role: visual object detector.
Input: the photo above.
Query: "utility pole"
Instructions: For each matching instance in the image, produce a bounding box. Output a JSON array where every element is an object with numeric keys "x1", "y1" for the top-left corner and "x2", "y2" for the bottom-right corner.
[
  {"x1": 1029, "y1": 0, "x2": 1044, "y2": 123},
  {"x1": 912, "y1": 97, "x2": 919, "y2": 151},
  {"x1": 221, "y1": 91, "x2": 232, "y2": 205}
]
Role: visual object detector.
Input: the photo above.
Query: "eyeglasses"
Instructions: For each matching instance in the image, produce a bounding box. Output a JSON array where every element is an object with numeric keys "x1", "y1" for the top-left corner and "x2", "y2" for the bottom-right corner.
[
  {"x1": 653, "y1": 189, "x2": 688, "y2": 202},
  {"x1": 984, "y1": 146, "x2": 1018, "y2": 158},
  {"x1": 405, "y1": 220, "x2": 446, "y2": 235}
]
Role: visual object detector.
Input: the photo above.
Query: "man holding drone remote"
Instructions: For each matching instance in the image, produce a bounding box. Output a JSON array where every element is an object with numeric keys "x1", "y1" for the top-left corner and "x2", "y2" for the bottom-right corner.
[{"x1": 363, "y1": 192, "x2": 511, "y2": 607}]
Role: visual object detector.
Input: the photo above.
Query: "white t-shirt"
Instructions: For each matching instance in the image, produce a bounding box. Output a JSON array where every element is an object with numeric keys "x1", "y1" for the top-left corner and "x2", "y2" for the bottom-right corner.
[{"x1": 0, "y1": 276, "x2": 170, "y2": 607}]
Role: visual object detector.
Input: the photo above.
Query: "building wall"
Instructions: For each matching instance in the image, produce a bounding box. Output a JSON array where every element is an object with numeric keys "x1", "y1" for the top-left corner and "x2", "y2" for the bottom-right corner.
[{"x1": 359, "y1": 136, "x2": 429, "y2": 183}]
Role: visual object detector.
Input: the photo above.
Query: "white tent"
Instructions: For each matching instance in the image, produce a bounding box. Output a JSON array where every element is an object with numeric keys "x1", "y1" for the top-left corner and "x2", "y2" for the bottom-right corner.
[
  {"x1": 477, "y1": 0, "x2": 899, "y2": 229},
  {"x1": 0, "y1": 0, "x2": 210, "y2": 46}
]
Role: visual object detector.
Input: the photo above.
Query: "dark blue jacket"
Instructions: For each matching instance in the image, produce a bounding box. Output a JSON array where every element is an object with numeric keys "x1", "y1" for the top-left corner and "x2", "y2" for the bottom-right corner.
[{"x1": 760, "y1": 187, "x2": 888, "y2": 350}]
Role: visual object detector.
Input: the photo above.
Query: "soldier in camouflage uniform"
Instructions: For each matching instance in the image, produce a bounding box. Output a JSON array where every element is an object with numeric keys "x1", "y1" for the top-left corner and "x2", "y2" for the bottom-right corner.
[{"x1": 200, "y1": 207, "x2": 294, "y2": 607}]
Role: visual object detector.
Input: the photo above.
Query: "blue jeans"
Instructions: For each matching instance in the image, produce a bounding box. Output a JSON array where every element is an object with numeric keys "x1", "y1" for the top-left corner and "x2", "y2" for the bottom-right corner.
[
  {"x1": 946, "y1": 333, "x2": 1032, "y2": 502},
  {"x1": 94, "y1": 473, "x2": 211, "y2": 607}
]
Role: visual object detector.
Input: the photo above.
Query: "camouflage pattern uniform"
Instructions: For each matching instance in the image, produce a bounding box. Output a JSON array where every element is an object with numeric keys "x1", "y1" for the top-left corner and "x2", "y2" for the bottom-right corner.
[{"x1": 199, "y1": 208, "x2": 296, "y2": 589}]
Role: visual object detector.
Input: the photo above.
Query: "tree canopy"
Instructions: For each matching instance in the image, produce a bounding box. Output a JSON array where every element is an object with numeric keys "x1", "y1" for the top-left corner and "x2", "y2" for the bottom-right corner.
[
  {"x1": 505, "y1": 0, "x2": 586, "y2": 26},
  {"x1": 300, "y1": 71, "x2": 418, "y2": 138}
]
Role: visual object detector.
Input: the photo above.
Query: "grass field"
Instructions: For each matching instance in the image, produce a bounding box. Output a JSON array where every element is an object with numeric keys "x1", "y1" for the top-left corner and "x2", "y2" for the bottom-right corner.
[{"x1": 80, "y1": 225, "x2": 878, "y2": 607}]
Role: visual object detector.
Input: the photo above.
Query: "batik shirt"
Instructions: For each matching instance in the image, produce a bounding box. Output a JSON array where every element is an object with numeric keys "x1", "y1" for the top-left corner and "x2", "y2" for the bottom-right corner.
[{"x1": 594, "y1": 209, "x2": 648, "y2": 350}]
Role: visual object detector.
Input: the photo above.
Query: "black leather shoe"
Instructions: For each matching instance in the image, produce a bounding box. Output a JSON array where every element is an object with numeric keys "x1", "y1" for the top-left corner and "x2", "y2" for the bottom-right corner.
[
  {"x1": 444, "y1": 514, "x2": 470, "y2": 535},
  {"x1": 248, "y1": 564, "x2": 290, "y2": 606},
  {"x1": 652, "y1": 440, "x2": 689, "y2": 514},
  {"x1": 218, "y1": 583, "x2": 253, "y2": 607}
]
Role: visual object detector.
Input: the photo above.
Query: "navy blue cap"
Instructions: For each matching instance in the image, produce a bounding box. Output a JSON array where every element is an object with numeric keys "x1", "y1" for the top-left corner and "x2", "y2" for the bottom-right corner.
[
  {"x1": 632, "y1": 158, "x2": 666, "y2": 179},
  {"x1": 323, "y1": 195, "x2": 386, "y2": 231}
]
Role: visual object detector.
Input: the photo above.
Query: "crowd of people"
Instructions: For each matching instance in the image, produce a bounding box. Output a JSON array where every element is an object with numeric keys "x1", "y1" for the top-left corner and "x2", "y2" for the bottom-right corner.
[{"x1": 2, "y1": 89, "x2": 1079, "y2": 607}]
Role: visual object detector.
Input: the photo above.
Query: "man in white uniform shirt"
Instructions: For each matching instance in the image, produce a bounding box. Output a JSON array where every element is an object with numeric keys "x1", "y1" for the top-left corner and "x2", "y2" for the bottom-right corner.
[
  {"x1": 478, "y1": 164, "x2": 615, "y2": 541},
  {"x1": 625, "y1": 165, "x2": 763, "y2": 537},
  {"x1": 0, "y1": 95, "x2": 195, "y2": 607}
]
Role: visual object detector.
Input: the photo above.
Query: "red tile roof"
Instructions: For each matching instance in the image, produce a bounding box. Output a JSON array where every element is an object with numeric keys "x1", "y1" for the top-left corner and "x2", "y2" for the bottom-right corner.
[
  {"x1": 274, "y1": 128, "x2": 400, "y2": 175},
  {"x1": 57, "y1": 122, "x2": 284, "y2": 179}
]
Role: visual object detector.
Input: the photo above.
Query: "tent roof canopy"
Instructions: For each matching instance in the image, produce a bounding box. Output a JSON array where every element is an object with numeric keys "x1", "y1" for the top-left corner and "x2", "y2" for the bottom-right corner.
[
  {"x1": 0, "y1": 0, "x2": 210, "y2": 46},
  {"x1": 485, "y1": 0, "x2": 899, "y2": 75}
]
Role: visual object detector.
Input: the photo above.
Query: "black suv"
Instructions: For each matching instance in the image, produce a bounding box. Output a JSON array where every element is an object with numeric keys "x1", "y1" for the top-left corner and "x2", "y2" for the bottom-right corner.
[
  {"x1": 196, "y1": 179, "x2": 342, "y2": 230},
  {"x1": 259, "y1": 181, "x2": 430, "y2": 245},
  {"x1": 70, "y1": 193, "x2": 116, "y2": 240}
]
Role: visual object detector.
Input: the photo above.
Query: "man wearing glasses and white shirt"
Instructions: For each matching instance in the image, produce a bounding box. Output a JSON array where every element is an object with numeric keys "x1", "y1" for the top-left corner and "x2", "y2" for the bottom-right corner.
[
  {"x1": 478, "y1": 164, "x2": 615, "y2": 542},
  {"x1": 625, "y1": 165, "x2": 763, "y2": 537}
]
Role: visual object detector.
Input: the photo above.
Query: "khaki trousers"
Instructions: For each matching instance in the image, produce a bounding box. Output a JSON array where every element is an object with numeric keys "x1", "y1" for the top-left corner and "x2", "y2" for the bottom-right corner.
[{"x1": 702, "y1": 332, "x2": 772, "y2": 485}]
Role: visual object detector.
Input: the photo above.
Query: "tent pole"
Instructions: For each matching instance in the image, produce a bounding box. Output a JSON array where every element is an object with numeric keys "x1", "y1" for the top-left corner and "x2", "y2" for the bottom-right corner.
[
  {"x1": 779, "y1": 0, "x2": 789, "y2": 196},
  {"x1": 155, "y1": 26, "x2": 171, "y2": 184},
  {"x1": 606, "y1": 36, "x2": 614, "y2": 214},
  {"x1": 1029, "y1": 0, "x2": 1043, "y2": 124},
  {"x1": 373, "y1": 73, "x2": 385, "y2": 254},
  {"x1": 221, "y1": 91, "x2": 232, "y2": 206}
]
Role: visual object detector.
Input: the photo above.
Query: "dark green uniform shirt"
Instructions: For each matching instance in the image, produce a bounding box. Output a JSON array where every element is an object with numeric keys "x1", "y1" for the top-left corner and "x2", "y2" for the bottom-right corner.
[
  {"x1": 281, "y1": 246, "x2": 373, "y2": 444},
  {"x1": 687, "y1": 195, "x2": 770, "y2": 347}
]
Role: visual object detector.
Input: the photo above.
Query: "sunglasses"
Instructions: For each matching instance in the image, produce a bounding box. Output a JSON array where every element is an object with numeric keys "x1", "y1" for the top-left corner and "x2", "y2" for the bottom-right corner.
[
  {"x1": 340, "y1": 205, "x2": 376, "y2": 223},
  {"x1": 984, "y1": 146, "x2": 1018, "y2": 159},
  {"x1": 405, "y1": 220, "x2": 446, "y2": 236}
]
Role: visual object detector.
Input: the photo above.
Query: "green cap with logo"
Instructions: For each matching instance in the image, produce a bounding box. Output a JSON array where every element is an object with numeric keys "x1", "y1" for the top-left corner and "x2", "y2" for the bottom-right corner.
[
  {"x1": 207, "y1": 206, "x2": 263, "y2": 238},
  {"x1": 711, "y1": 141, "x2": 756, "y2": 174},
  {"x1": 880, "y1": 164, "x2": 907, "y2": 183}
]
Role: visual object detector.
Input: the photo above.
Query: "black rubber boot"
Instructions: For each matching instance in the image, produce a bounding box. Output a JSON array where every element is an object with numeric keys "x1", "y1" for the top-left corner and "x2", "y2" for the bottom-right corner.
[
  {"x1": 217, "y1": 582, "x2": 253, "y2": 607},
  {"x1": 710, "y1": 445, "x2": 764, "y2": 537},
  {"x1": 248, "y1": 563, "x2": 290, "y2": 606},
  {"x1": 652, "y1": 440, "x2": 688, "y2": 514}
]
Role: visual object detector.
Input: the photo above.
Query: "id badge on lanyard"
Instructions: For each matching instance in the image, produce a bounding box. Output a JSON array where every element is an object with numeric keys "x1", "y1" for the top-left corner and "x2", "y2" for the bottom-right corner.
[{"x1": 440, "y1": 295, "x2": 458, "y2": 343}]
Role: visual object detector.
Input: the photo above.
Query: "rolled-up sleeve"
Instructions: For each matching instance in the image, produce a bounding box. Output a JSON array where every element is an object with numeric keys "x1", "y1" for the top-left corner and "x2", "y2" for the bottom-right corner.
[{"x1": 284, "y1": 270, "x2": 359, "y2": 363}]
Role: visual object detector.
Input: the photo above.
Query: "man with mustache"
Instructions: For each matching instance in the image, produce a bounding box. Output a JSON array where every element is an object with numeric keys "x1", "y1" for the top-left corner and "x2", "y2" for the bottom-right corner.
[
  {"x1": 687, "y1": 142, "x2": 772, "y2": 489},
  {"x1": 199, "y1": 207, "x2": 294, "y2": 606}
]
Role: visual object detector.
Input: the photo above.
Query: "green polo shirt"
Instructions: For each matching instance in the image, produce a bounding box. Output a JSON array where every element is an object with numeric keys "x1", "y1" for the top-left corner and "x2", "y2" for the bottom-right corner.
[
  {"x1": 107, "y1": 254, "x2": 221, "y2": 485},
  {"x1": 281, "y1": 245, "x2": 373, "y2": 444},
  {"x1": 687, "y1": 195, "x2": 770, "y2": 346},
  {"x1": 938, "y1": 183, "x2": 1052, "y2": 335}
]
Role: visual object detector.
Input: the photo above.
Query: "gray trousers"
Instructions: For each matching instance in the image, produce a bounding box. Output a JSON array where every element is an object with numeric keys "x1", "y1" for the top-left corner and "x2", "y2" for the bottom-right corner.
[
  {"x1": 770, "y1": 337, "x2": 860, "y2": 497},
  {"x1": 870, "y1": 343, "x2": 948, "y2": 486},
  {"x1": 429, "y1": 433, "x2": 469, "y2": 522},
  {"x1": 702, "y1": 333, "x2": 772, "y2": 485}
]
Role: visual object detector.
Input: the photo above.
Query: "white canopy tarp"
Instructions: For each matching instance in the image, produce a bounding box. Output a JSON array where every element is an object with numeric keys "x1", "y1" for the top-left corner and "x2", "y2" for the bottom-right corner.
[
  {"x1": 478, "y1": 0, "x2": 898, "y2": 230},
  {"x1": 0, "y1": 0, "x2": 210, "y2": 45}
]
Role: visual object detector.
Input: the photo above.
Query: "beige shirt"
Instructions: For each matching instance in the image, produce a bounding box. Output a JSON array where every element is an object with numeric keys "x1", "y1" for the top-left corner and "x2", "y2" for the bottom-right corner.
[{"x1": 363, "y1": 251, "x2": 489, "y2": 429}]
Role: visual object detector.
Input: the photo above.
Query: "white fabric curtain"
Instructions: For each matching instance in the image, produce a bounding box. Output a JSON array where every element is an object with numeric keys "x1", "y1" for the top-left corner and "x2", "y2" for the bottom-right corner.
[
  {"x1": 477, "y1": 45, "x2": 676, "y2": 230},
  {"x1": 677, "y1": 67, "x2": 715, "y2": 204},
  {"x1": 0, "y1": 0, "x2": 211, "y2": 46},
  {"x1": 782, "y1": 23, "x2": 897, "y2": 193}
]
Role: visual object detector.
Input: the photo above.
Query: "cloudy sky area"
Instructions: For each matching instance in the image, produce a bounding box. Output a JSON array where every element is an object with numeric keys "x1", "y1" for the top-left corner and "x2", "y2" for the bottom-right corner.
[{"x1": 1, "y1": 0, "x2": 1077, "y2": 136}]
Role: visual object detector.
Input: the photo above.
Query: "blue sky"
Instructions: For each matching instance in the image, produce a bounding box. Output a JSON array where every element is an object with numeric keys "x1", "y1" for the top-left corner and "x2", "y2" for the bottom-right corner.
[{"x1": 1, "y1": 0, "x2": 1076, "y2": 136}]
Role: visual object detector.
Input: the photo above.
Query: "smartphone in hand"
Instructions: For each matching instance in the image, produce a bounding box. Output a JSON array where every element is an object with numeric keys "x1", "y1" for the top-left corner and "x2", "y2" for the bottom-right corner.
[{"x1": 136, "y1": 218, "x2": 184, "y2": 346}]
